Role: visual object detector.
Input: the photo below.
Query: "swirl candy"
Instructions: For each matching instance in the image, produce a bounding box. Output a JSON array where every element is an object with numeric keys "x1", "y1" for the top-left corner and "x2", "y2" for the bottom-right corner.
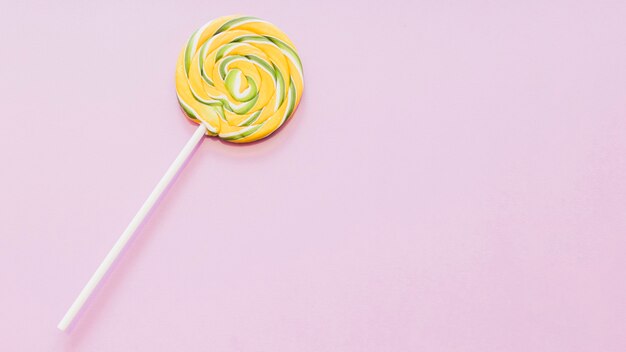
[
  {"x1": 58, "y1": 15, "x2": 304, "y2": 331},
  {"x1": 175, "y1": 15, "x2": 304, "y2": 143}
]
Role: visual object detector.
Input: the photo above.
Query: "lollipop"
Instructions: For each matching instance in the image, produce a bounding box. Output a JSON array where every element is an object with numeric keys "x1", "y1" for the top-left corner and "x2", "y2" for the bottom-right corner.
[
  {"x1": 58, "y1": 15, "x2": 303, "y2": 331},
  {"x1": 176, "y1": 15, "x2": 303, "y2": 142}
]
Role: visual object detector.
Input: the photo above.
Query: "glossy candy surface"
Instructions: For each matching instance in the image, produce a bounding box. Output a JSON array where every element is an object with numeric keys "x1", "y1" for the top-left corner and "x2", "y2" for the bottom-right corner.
[{"x1": 175, "y1": 15, "x2": 304, "y2": 143}]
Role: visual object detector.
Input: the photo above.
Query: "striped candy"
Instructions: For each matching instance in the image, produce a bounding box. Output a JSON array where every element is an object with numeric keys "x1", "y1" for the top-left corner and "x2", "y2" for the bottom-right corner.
[{"x1": 175, "y1": 15, "x2": 304, "y2": 143}]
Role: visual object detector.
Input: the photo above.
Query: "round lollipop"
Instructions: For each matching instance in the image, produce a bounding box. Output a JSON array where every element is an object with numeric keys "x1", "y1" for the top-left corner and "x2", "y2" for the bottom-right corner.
[
  {"x1": 176, "y1": 15, "x2": 304, "y2": 142},
  {"x1": 58, "y1": 15, "x2": 303, "y2": 331}
]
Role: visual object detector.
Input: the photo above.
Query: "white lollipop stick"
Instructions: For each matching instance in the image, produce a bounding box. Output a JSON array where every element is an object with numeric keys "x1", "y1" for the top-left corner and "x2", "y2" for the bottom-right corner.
[{"x1": 58, "y1": 124, "x2": 207, "y2": 331}]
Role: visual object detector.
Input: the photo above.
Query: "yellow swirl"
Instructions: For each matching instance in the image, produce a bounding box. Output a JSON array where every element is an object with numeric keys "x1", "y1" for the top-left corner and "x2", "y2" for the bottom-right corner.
[{"x1": 175, "y1": 15, "x2": 304, "y2": 143}]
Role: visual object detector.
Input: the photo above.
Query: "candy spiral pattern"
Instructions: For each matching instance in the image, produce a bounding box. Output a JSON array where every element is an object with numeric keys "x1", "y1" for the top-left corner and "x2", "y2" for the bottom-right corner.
[{"x1": 175, "y1": 15, "x2": 304, "y2": 143}]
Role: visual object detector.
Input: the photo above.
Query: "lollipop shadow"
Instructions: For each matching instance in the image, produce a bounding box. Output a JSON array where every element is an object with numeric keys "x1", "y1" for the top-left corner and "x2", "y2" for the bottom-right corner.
[{"x1": 59, "y1": 135, "x2": 205, "y2": 347}]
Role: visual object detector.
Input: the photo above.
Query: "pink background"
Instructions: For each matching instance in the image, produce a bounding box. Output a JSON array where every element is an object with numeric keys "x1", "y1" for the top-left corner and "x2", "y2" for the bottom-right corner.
[{"x1": 1, "y1": 0, "x2": 625, "y2": 351}]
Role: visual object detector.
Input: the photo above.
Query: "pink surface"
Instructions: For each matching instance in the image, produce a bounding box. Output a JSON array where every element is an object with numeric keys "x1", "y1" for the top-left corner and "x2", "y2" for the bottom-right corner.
[{"x1": 1, "y1": 1, "x2": 625, "y2": 351}]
